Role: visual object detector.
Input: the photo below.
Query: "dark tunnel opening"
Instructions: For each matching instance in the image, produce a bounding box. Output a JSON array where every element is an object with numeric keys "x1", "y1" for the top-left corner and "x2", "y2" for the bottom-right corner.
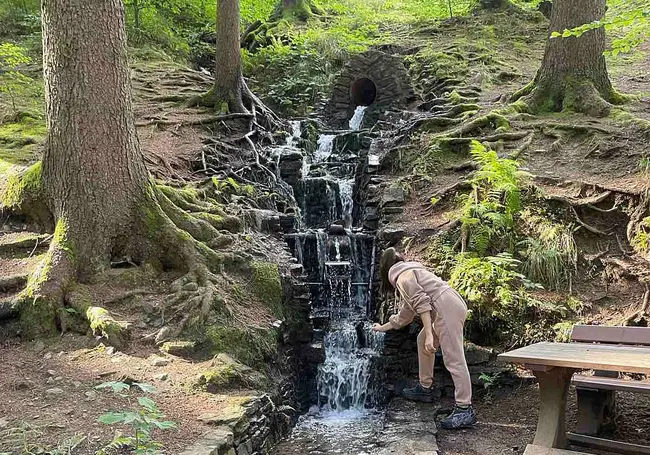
[{"x1": 350, "y1": 78, "x2": 377, "y2": 107}]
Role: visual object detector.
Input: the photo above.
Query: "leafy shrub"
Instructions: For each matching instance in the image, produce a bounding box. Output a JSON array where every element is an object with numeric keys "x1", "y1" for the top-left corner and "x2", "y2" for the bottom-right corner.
[
  {"x1": 96, "y1": 382, "x2": 176, "y2": 455},
  {"x1": 243, "y1": 20, "x2": 379, "y2": 115},
  {"x1": 449, "y1": 253, "x2": 542, "y2": 340}
]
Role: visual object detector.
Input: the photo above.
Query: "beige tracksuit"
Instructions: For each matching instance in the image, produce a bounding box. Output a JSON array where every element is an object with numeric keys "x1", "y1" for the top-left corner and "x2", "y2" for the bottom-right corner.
[{"x1": 388, "y1": 261, "x2": 472, "y2": 406}]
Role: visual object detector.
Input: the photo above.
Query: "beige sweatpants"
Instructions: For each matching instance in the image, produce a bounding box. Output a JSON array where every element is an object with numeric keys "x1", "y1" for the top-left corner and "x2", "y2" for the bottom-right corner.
[{"x1": 417, "y1": 288, "x2": 472, "y2": 406}]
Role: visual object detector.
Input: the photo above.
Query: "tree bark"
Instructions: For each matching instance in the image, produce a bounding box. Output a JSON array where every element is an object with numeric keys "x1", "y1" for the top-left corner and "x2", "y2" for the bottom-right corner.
[
  {"x1": 513, "y1": 0, "x2": 616, "y2": 117},
  {"x1": 42, "y1": 0, "x2": 151, "y2": 277},
  {"x1": 212, "y1": 0, "x2": 247, "y2": 113}
]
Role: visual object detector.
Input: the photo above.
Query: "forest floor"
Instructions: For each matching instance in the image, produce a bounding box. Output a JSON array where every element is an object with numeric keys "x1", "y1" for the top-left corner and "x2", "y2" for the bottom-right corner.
[{"x1": 1, "y1": 5, "x2": 650, "y2": 455}]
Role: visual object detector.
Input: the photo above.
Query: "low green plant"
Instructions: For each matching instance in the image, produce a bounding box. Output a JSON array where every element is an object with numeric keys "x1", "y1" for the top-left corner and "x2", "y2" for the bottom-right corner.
[
  {"x1": 96, "y1": 382, "x2": 176, "y2": 455},
  {"x1": 518, "y1": 209, "x2": 577, "y2": 290},
  {"x1": 639, "y1": 156, "x2": 650, "y2": 174},
  {"x1": 631, "y1": 216, "x2": 650, "y2": 254}
]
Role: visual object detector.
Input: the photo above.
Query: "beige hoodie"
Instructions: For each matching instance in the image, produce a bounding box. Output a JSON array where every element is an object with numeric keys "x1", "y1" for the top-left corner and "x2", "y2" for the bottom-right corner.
[{"x1": 388, "y1": 261, "x2": 451, "y2": 329}]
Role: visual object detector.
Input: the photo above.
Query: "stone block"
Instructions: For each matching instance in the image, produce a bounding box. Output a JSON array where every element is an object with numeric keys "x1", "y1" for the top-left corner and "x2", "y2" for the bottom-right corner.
[{"x1": 464, "y1": 342, "x2": 495, "y2": 365}]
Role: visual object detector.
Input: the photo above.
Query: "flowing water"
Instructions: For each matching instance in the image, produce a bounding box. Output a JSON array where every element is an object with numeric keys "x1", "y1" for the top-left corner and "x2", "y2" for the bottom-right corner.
[
  {"x1": 349, "y1": 106, "x2": 368, "y2": 131},
  {"x1": 274, "y1": 109, "x2": 387, "y2": 454}
]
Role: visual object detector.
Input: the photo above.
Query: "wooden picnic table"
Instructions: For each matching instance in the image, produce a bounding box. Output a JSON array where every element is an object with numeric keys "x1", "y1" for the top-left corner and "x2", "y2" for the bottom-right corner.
[{"x1": 498, "y1": 341, "x2": 650, "y2": 449}]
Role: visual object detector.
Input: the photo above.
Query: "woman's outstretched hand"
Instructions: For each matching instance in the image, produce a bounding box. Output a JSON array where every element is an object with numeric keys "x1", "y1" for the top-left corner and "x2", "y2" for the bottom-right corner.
[{"x1": 372, "y1": 323, "x2": 389, "y2": 332}]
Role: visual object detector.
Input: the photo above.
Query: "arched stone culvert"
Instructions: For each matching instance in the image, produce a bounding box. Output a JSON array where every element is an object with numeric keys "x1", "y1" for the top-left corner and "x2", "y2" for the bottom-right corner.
[{"x1": 324, "y1": 50, "x2": 415, "y2": 129}]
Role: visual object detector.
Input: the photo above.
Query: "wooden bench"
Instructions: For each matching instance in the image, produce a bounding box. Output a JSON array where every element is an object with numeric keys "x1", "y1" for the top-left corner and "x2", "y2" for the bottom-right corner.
[
  {"x1": 569, "y1": 325, "x2": 650, "y2": 453},
  {"x1": 524, "y1": 445, "x2": 589, "y2": 455}
]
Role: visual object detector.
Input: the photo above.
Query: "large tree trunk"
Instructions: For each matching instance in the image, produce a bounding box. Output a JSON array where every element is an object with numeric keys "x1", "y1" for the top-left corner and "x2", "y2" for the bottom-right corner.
[
  {"x1": 42, "y1": 0, "x2": 150, "y2": 277},
  {"x1": 513, "y1": 0, "x2": 616, "y2": 117},
  {"x1": 212, "y1": 0, "x2": 247, "y2": 113},
  {"x1": 271, "y1": 0, "x2": 322, "y2": 21},
  {"x1": 16, "y1": 0, "x2": 231, "y2": 339}
]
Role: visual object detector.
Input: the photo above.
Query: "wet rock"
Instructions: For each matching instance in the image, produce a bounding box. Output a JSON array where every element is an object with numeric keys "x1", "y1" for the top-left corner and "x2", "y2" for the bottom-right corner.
[
  {"x1": 235, "y1": 438, "x2": 253, "y2": 455},
  {"x1": 179, "y1": 427, "x2": 234, "y2": 455},
  {"x1": 160, "y1": 340, "x2": 196, "y2": 357},
  {"x1": 328, "y1": 224, "x2": 346, "y2": 235},
  {"x1": 150, "y1": 356, "x2": 170, "y2": 367}
]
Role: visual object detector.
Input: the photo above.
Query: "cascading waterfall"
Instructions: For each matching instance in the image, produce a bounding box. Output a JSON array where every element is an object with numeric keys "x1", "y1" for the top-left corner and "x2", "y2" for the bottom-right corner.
[
  {"x1": 286, "y1": 120, "x2": 302, "y2": 146},
  {"x1": 283, "y1": 120, "x2": 383, "y2": 422},
  {"x1": 349, "y1": 105, "x2": 368, "y2": 131}
]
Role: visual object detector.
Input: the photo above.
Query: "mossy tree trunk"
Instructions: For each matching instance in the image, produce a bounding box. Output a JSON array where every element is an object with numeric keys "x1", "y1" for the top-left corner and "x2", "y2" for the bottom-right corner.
[
  {"x1": 198, "y1": 0, "x2": 248, "y2": 113},
  {"x1": 19, "y1": 0, "x2": 235, "y2": 340},
  {"x1": 42, "y1": 0, "x2": 150, "y2": 278},
  {"x1": 270, "y1": 0, "x2": 322, "y2": 21},
  {"x1": 513, "y1": 0, "x2": 617, "y2": 117}
]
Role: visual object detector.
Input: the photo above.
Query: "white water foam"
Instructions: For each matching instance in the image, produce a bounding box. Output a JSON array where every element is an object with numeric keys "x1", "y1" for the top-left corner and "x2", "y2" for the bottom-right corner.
[
  {"x1": 315, "y1": 134, "x2": 336, "y2": 163},
  {"x1": 349, "y1": 106, "x2": 368, "y2": 131},
  {"x1": 338, "y1": 179, "x2": 354, "y2": 228},
  {"x1": 286, "y1": 120, "x2": 302, "y2": 146}
]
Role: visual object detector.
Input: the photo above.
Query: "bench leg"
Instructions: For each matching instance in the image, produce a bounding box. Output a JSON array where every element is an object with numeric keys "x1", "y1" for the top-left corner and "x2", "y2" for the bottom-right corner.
[
  {"x1": 575, "y1": 388, "x2": 615, "y2": 435},
  {"x1": 532, "y1": 367, "x2": 575, "y2": 448}
]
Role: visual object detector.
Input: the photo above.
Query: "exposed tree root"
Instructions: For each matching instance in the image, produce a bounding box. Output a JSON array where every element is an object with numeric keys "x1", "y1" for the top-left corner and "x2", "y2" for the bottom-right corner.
[
  {"x1": 571, "y1": 206, "x2": 612, "y2": 236},
  {"x1": 0, "y1": 274, "x2": 28, "y2": 292},
  {"x1": 512, "y1": 78, "x2": 618, "y2": 118},
  {"x1": 135, "y1": 113, "x2": 253, "y2": 128}
]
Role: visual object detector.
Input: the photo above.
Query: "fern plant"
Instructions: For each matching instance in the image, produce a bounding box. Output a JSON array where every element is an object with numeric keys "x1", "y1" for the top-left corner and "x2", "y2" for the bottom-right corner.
[
  {"x1": 458, "y1": 141, "x2": 531, "y2": 254},
  {"x1": 96, "y1": 382, "x2": 176, "y2": 455}
]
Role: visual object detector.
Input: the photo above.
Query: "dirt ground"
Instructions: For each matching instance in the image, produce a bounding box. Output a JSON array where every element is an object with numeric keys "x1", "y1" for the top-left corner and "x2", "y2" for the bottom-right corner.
[
  {"x1": 437, "y1": 382, "x2": 650, "y2": 455},
  {"x1": 0, "y1": 334, "x2": 266, "y2": 454}
]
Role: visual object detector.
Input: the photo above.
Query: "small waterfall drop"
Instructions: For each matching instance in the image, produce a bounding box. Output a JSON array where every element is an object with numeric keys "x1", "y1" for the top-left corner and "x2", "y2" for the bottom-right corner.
[
  {"x1": 317, "y1": 322, "x2": 384, "y2": 413},
  {"x1": 286, "y1": 120, "x2": 302, "y2": 146},
  {"x1": 315, "y1": 134, "x2": 335, "y2": 163},
  {"x1": 349, "y1": 106, "x2": 368, "y2": 131},
  {"x1": 338, "y1": 179, "x2": 354, "y2": 229}
]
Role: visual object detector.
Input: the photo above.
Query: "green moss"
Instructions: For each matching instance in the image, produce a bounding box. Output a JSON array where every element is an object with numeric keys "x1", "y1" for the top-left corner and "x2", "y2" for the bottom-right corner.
[
  {"x1": 84, "y1": 306, "x2": 127, "y2": 347},
  {"x1": 160, "y1": 340, "x2": 197, "y2": 357},
  {"x1": 250, "y1": 261, "x2": 283, "y2": 317},
  {"x1": 610, "y1": 108, "x2": 650, "y2": 134},
  {"x1": 195, "y1": 353, "x2": 267, "y2": 392},
  {"x1": 0, "y1": 116, "x2": 46, "y2": 165},
  {"x1": 1, "y1": 160, "x2": 42, "y2": 209},
  {"x1": 195, "y1": 211, "x2": 242, "y2": 233},
  {"x1": 202, "y1": 325, "x2": 277, "y2": 368}
]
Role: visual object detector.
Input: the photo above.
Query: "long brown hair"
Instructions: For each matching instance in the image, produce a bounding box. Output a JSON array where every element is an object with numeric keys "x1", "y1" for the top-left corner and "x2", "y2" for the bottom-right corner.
[{"x1": 379, "y1": 247, "x2": 404, "y2": 295}]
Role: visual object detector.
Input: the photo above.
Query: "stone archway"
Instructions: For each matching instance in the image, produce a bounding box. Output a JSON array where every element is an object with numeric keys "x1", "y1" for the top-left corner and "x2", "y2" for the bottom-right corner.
[{"x1": 324, "y1": 50, "x2": 415, "y2": 128}]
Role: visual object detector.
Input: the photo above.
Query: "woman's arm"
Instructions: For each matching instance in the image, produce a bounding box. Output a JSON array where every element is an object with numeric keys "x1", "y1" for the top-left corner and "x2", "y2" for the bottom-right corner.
[{"x1": 420, "y1": 310, "x2": 435, "y2": 353}]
